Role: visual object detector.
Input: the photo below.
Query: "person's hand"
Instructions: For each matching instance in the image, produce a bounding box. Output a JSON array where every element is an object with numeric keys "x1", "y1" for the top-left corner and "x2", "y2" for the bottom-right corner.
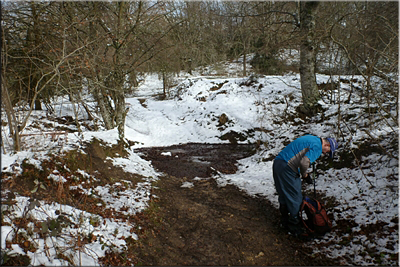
[{"x1": 303, "y1": 174, "x2": 313, "y2": 184}]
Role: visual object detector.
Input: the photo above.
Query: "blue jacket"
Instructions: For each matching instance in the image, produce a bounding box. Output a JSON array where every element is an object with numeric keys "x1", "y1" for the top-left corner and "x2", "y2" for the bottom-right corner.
[{"x1": 275, "y1": 135, "x2": 322, "y2": 176}]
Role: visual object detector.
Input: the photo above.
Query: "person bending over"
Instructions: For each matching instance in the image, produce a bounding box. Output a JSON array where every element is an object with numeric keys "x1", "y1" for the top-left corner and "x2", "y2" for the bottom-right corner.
[{"x1": 272, "y1": 135, "x2": 338, "y2": 237}]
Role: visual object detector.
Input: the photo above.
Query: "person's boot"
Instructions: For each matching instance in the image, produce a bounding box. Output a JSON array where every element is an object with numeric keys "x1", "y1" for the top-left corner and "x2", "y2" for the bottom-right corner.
[
  {"x1": 279, "y1": 204, "x2": 289, "y2": 230},
  {"x1": 288, "y1": 216, "x2": 309, "y2": 240}
]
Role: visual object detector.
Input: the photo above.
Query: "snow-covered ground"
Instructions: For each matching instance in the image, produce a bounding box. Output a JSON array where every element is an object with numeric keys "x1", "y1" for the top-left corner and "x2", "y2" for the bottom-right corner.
[{"x1": 1, "y1": 59, "x2": 398, "y2": 265}]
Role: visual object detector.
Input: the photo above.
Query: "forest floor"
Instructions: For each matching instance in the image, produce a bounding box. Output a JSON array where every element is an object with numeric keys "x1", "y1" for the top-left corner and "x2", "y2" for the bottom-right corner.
[
  {"x1": 119, "y1": 143, "x2": 340, "y2": 266},
  {"x1": 2, "y1": 140, "x2": 342, "y2": 266}
]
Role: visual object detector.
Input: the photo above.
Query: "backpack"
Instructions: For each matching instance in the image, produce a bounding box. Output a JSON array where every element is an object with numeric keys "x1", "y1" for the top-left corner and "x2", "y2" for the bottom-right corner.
[{"x1": 299, "y1": 196, "x2": 332, "y2": 236}]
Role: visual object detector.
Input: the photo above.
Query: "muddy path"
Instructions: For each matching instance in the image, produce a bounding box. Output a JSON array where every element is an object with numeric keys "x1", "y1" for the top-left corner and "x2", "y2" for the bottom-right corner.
[{"x1": 131, "y1": 143, "x2": 338, "y2": 265}]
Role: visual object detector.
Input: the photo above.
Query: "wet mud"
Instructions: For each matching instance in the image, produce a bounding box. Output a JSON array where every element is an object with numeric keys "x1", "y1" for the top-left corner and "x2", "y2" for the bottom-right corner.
[{"x1": 131, "y1": 143, "x2": 338, "y2": 265}]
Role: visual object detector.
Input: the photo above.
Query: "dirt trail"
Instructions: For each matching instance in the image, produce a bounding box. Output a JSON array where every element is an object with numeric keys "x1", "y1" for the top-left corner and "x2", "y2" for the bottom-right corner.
[{"x1": 131, "y1": 143, "x2": 337, "y2": 265}]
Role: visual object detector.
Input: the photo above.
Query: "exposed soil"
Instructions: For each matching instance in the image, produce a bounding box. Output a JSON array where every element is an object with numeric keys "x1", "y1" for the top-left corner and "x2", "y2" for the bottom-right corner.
[
  {"x1": 2, "y1": 142, "x2": 341, "y2": 266},
  {"x1": 130, "y1": 143, "x2": 339, "y2": 266}
]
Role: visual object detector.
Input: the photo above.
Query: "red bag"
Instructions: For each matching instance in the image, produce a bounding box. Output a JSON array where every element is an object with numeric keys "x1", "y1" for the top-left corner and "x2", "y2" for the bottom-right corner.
[{"x1": 299, "y1": 196, "x2": 332, "y2": 235}]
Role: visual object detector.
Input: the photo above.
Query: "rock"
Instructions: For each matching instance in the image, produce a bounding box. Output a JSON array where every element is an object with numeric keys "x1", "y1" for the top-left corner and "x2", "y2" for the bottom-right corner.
[{"x1": 219, "y1": 113, "x2": 228, "y2": 126}]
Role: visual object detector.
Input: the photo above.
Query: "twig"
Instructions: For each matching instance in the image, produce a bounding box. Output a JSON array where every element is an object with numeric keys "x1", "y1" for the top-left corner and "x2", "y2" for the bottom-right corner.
[
  {"x1": 340, "y1": 120, "x2": 375, "y2": 188},
  {"x1": 363, "y1": 129, "x2": 397, "y2": 159}
]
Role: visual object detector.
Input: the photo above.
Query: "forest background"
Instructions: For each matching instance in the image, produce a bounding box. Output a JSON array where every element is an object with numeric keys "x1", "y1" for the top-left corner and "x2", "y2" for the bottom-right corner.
[
  {"x1": 1, "y1": 1, "x2": 399, "y2": 266},
  {"x1": 2, "y1": 1, "x2": 398, "y2": 151}
]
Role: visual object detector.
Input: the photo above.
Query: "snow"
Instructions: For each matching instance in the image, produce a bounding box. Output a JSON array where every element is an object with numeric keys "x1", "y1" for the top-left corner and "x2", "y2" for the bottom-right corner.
[
  {"x1": 181, "y1": 182, "x2": 195, "y2": 188},
  {"x1": 1, "y1": 59, "x2": 398, "y2": 266}
]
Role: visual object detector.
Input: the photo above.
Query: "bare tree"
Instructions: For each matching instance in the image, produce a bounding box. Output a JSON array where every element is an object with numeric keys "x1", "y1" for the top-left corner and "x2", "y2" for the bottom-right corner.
[
  {"x1": 222, "y1": 1, "x2": 321, "y2": 114},
  {"x1": 328, "y1": 2, "x2": 398, "y2": 129},
  {"x1": 222, "y1": 2, "x2": 258, "y2": 77},
  {"x1": 2, "y1": 2, "x2": 95, "y2": 151},
  {"x1": 165, "y1": 1, "x2": 228, "y2": 75},
  {"x1": 61, "y1": 1, "x2": 179, "y2": 141}
]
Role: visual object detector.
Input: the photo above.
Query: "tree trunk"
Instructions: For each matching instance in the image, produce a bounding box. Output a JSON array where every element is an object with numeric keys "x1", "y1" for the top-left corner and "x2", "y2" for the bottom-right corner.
[
  {"x1": 187, "y1": 58, "x2": 193, "y2": 75},
  {"x1": 69, "y1": 94, "x2": 82, "y2": 134},
  {"x1": 34, "y1": 99, "x2": 42, "y2": 110},
  {"x1": 2, "y1": 84, "x2": 14, "y2": 136},
  {"x1": 162, "y1": 70, "x2": 167, "y2": 98},
  {"x1": 1, "y1": 77, "x2": 21, "y2": 151},
  {"x1": 243, "y1": 53, "x2": 247, "y2": 77},
  {"x1": 92, "y1": 77, "x2": 114, "y2": 130},
  {"x1": 299, "y1": 1, "x2": 320, "y2": 116},
  {"x1": 114, "y1": 88, "x2": 126, "y2": 141}
]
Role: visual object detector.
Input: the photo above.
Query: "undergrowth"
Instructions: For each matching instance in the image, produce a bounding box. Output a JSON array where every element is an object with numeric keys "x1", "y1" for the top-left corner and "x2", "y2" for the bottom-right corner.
[{"x1": 1, "y1": 138, "x2": 148, "y2": 266}]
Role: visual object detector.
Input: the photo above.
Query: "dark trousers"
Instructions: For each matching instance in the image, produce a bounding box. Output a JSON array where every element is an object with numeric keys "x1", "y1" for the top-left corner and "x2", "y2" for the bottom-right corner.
[{"x1": 272, "y1": 159, "x2": 303, "y2": 220}]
